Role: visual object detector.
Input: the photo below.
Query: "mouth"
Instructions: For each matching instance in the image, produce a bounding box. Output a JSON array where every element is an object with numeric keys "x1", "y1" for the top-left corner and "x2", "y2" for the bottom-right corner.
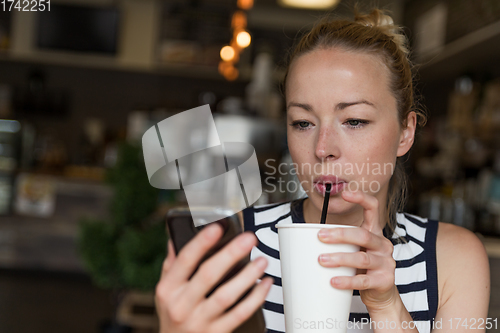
[{"x1": 313, "y1": 175, "x2": 347, "y2": 196}]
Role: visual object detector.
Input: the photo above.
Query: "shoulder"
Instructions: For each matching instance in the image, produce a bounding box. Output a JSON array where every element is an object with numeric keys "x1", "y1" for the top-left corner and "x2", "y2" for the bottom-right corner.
[
  {"x1": 436, "y1": 222, "x2": 488, "y2": 268},
  {"x1": 435, "y1": 221, "x2": 490, "y2": 311}
]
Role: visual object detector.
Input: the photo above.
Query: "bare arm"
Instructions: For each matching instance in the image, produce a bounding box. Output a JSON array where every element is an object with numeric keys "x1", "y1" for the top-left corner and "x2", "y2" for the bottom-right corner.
[{"x1": 433, "y1": 222, "x2": 490, "y2": 332}]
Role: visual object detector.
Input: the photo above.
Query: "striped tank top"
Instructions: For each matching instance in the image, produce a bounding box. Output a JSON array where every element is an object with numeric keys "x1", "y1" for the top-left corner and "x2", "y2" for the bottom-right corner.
[{"x1": 242, "y1": 198, "x2": 439, "y2": 333}]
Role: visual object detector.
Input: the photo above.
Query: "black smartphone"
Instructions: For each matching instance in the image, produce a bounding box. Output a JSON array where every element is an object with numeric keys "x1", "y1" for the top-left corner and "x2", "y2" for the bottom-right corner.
[{"x1": 166, "y1": 207, "x2": 266, "y2": 333}]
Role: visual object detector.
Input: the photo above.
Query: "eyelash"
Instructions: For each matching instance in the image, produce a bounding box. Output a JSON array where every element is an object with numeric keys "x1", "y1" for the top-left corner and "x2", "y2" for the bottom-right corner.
[
  {"x1": 289, "y1": 121, "x2": 311, "y2": 131},
  {"x1": 345, "y1": 119, "x2": 369, "y2": 128},
  {"x1": 289, "y1": 119, "x2": 369, "y2": 131}
]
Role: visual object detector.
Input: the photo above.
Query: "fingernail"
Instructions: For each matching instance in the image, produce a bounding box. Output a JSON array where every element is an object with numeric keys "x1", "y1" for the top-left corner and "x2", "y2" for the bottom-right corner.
[
  {"x1": 262, "y1": 277, "x2": 274, "y2": 287},
  {"x1": 318, "y1": 229, "x2": 329, "y2": 238},
  {"x1": 319, "y1": 254, "x2": 330, "y2": 262},
  {"x1": 241, "y1": 233, "x2": 255, "y2": 247},
  {"x1": 255, "y1": 257, "x2": 267, "y2": 269},
  {"x1": 205, "y1": 223, "x2": 220, "y2": 238}
]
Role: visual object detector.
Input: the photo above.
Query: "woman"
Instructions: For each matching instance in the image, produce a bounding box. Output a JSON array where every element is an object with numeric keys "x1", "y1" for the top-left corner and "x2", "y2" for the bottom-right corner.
[{"x1": 155, "y1": 8, "x2": 490, "y2": 333}]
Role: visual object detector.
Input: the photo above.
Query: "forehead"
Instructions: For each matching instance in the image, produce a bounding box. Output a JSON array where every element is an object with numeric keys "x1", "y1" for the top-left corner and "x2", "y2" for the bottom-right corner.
[{"x1": 286, "y1": 47, "x2": 393, "y2": 104}]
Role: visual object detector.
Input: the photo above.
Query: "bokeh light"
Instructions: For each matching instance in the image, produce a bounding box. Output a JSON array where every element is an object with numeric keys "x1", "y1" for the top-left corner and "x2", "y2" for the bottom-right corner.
[
  {"x1": 236, "y1": 31, "x2": 251, "y2": 48},
  {"x1": 231, "y1": 11, "x2": 247, "y2": 30},
  {"x1": 220, "y1": 46, "x2": 235, "y2": 61},
  {"x1": 237, "y1": 0, "x2": 253, "y2": 10}
]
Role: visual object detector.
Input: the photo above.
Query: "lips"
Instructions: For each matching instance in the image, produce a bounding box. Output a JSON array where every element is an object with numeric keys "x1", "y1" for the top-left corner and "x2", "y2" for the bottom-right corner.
[{"x1": 313, "y1": 175, "x2": 347, "y2": 196}]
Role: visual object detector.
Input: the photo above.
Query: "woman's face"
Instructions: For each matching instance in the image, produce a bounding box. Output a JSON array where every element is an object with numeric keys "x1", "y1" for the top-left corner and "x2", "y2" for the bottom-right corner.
[{"x1": 286, "y1": 47, "x2": 413, "y2": 216}]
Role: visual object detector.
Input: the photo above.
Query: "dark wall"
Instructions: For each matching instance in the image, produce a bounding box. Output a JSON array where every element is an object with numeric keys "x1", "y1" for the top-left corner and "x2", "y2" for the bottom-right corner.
[{"x1": 0, "y1": 60, "x2": 248, "y2": 164}]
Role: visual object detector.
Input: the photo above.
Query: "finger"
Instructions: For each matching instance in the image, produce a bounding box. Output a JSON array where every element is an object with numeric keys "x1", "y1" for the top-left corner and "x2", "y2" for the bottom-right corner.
[
  {"x1": 156, "y1": 239, "x2": 178, "y2": 299},
  {"x1": 157, "y1": 239, "x2": 177, "y2": 293},
  {"x1": 210, "y1": 277, "x2": 273, "y2": 333},
  {"x1": 331, "y1": 274, "x2": 371, "y2": 290},
  {"x1": 331, "y1": 272, "x2": 394, "y2": 291},
  {"x1": 160, "y1": 239, "x2": 177, "y2": 277},
  {"x1": 166, "y1": 223, "x2": 224, "y2": 287},
  {"x1": 200, "y1": 256, "x2": 269, "y2": 320},
  {"x1": 318, "y1": 226, "x2": 389, "y2": 252},
  {"x1": 319, "y1": 251, "x2": 388, "y2": 270},
  {"x1": 341, "y1": 190, "x2": 382, "y2": 234},
  {"x1": 181, "y1": 232, "x2": 258, "y2": 307}
]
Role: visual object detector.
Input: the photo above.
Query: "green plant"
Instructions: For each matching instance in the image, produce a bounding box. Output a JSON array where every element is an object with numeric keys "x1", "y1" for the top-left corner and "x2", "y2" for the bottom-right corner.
[{"x1": 78, "y1": 142, "x2": 167, "y2": 291}]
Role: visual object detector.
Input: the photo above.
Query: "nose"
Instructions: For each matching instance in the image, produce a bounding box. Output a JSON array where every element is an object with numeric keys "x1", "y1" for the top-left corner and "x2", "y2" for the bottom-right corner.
[{"x1": 315, "y1": 124, "x2": 340, "y2": 161}]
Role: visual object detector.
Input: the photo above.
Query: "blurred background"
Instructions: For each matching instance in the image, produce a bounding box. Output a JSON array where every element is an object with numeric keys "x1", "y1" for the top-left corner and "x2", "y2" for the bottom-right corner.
[{"x1": 0, "y1": 0, "x2": 500, "y2": 332}]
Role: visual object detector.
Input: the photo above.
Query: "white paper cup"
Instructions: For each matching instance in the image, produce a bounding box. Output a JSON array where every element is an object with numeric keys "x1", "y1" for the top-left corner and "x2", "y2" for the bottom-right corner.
[{"x1": 276, "y1": 224, "x2": 360, "y2": 333}]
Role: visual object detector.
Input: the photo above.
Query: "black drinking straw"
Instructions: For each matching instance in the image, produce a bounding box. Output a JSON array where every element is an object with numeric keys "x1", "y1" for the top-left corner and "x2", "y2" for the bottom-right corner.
[{"x1": 320, "y1": 183, "x2": 332, "y2": 224}]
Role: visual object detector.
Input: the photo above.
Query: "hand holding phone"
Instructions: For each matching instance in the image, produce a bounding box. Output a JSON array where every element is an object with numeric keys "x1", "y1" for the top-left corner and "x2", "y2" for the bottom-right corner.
[{"x1": 155, "y1": 208, "x2": 271, "y2": 333}]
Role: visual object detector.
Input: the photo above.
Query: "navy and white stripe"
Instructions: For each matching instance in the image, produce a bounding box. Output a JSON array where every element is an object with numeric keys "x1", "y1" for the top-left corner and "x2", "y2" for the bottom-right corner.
[{"x1": 243, "y1": 198, "x2": 439, "y2": 333}]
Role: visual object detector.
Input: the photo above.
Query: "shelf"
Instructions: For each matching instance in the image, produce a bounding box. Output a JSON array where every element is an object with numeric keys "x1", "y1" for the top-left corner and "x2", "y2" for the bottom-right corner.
[
  {"x1": 0, "y1": 50, "x2": 253, "y2": 82},
  {"x1": 417, "y1": 19, "x2": 500, "y2": 81},
  {"x1": 0, "y1": 49, "x2": 292, "y2": 84},
  {"x1": 0, "y1": 177, "x2": 112, "y2": 273},
  {"x1": 155, "y1": 62, "x2": 251, "y2": 81}
]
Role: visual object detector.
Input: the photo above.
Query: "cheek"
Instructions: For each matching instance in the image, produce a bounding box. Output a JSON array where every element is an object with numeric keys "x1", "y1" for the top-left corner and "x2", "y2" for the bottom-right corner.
[
  {"x1": 287, "y1": 133, "x2": 315, "y2": 183},
  {"x1": 287, "y1": 131, "x2": 310, "y2": 161},
  {"x1": 348, "y1": 125, "x2": 400, "y2": 179}
]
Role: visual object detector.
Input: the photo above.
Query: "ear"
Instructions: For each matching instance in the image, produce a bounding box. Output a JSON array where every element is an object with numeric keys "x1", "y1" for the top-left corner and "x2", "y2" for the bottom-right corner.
[{"x1": 397, "y1": 111, "x2": 417, "y2": 157}]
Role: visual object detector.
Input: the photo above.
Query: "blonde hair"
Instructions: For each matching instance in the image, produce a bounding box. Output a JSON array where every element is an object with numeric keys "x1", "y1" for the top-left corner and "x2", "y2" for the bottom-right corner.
[{"x1": 282, "y1": 7, "x2": 427, "y2": 237}]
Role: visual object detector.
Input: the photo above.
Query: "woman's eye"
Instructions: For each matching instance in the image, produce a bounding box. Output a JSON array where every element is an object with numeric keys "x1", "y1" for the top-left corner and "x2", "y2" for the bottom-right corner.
[
  {"x1": 345, "y1": 119, "x2": 369, "y2": 128},
  {"x1": 290, "y1": 121, "x2": 312, "y2": 130}
]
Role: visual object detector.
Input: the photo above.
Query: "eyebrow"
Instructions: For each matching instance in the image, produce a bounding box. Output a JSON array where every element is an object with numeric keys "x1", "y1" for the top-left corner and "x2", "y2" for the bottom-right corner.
[{"x1": 287, "y1": 100, "x2": 375, "y2": 112}]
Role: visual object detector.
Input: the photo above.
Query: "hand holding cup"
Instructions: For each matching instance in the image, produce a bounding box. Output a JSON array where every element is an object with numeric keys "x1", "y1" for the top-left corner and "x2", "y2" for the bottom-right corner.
[{"x1": 317, "y1": 190, "x2": 398, "y2": 313}]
